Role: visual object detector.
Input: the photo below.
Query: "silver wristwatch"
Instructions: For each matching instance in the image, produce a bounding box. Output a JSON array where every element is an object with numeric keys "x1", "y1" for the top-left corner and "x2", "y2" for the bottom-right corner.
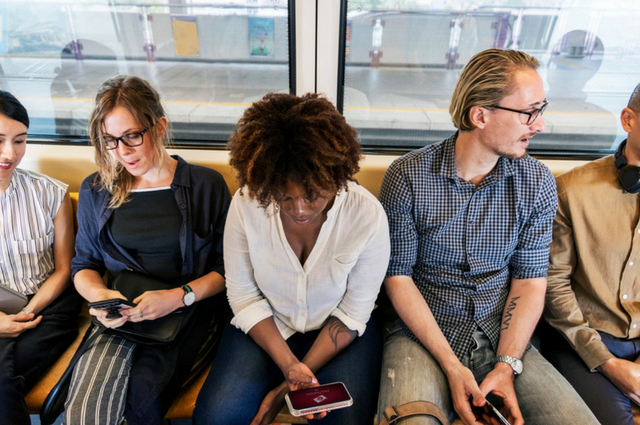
[{"x1": 495, "y1": 355, "x2": 523, "y2": 375}]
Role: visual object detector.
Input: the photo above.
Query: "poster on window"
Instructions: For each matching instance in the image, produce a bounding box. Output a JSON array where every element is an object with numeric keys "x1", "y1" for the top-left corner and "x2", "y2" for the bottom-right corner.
[
  {"x1": 172, "y1": 16, "x2": 199, "y2": 57},
  {"x1": 249, "y1": 17, "x2": 274, "y2": 57}
]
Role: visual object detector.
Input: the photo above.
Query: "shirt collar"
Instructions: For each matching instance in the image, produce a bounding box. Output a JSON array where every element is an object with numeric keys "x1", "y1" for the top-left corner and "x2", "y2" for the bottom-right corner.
[
  {"x1": 439, "y1": 132, "x2": 516, "y2": 186},
  {"x1": 325, "y1": 182, "x2": 349, "y2": 220},
  {"x1": 439, "y1": 133, "x2": 458, "y2": 180},
  {"x1": 170, "y1": 155, "x2": 191, "y2": 188}
]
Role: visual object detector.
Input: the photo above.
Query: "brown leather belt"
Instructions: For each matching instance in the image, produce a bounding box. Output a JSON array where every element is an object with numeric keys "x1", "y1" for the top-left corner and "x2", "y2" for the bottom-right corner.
[{"x1": 379, "y1": 400, "x2": 451, "y2": 425}]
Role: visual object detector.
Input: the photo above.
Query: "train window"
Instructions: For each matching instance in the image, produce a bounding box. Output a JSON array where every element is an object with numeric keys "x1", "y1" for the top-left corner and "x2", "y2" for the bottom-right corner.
[
  {"x1": 340, "y1": 0, "x2": 640, "y2": 156},
  {"x1": 1, "y1": 0, "x2": 293, "y2": 147}
]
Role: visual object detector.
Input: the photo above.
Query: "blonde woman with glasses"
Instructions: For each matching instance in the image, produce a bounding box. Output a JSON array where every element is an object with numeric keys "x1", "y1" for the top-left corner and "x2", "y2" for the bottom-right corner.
[{"x1": 64, "y1": 75, "x2": 231, "y2": 425}]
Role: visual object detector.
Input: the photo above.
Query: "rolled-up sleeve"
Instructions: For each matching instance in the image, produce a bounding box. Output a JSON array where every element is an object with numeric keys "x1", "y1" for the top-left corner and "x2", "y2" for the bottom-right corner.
[
  {"x1": 379, "y1": 162, "x2": 418, "y2": 278},
  {"x1": 225, "y1": 196, "x2": 274, "y2": 334},
  {"x1": 510, "y1": 170, "x2": 558, "y2": 280},
  {"x1": 331, "y1": 209, "x2": 390, "y2": 336}
]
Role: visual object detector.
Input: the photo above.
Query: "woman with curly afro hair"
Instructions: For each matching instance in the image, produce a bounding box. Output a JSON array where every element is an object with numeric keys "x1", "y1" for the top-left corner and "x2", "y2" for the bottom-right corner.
[{"x1": 194, "y1": 93, "x2": 390, "y2": 425}]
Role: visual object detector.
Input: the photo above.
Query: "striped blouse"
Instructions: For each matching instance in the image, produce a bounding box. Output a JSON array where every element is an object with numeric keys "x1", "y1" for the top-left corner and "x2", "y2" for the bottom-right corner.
[{"x1": 0, "y1": 168, "x2": 68, "y2": 295}]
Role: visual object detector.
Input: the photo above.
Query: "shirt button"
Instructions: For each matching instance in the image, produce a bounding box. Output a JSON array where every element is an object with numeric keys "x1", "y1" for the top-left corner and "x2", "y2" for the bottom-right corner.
[
  {"x1": 623, "y1": 294, "x2": 629, "y2": 300},
  {"x1": 634, "y1": 324, "x2": 637, "y2": 329},
  {"x1": 630, "y1": 262, "x2": 635, "y2": 266},
  {"x1": 180, "y1": 204, "x2": 186, "y2": 209}
]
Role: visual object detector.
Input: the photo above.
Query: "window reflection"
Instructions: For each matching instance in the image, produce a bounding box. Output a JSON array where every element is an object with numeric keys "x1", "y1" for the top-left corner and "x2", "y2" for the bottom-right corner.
[
  {"x1": 342, "y1": 0, "x2": 640, "y2": 154},
  {"x1": 0, "y1": 0, "x2": 291, "y2": 145}
]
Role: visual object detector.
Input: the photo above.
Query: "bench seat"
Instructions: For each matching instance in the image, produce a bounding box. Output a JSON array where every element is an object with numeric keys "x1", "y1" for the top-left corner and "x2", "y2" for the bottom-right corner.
[{"x1": 23, "y1": 180, "x2": 640, "y2": 425}]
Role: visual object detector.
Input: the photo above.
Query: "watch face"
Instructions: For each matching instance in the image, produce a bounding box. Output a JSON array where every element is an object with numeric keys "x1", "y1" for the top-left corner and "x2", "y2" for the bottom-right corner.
[
  {"x1": 184, "y1": 291, "x2": 196, "y2": 306},
  {"x1": 513, "y1": 359, "x2": 523, "y2": 375}
]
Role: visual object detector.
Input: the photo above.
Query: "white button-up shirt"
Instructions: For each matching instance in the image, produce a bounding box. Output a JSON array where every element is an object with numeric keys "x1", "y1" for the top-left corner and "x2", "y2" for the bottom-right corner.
[{"x1": 225, "y1": 181, "x2": 390, "y2": 339}]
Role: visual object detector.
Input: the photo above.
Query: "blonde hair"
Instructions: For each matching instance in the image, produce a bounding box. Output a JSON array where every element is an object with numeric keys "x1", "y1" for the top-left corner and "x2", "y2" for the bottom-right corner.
[
  {"x1": 89, "y1": 75, "x2": 171, "y2": 208},
  {"x1": 450, "y1": 49, "x2": 540, "y2": 131}
]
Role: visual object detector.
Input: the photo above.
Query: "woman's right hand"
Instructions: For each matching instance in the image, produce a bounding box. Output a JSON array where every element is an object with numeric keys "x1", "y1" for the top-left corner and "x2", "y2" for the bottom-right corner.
[
  {"x1": 0, "y1": 310, "x2": 42, "y2": 338},
  {"x1": 281, "y1": 362, "x2": 330, "y2": 421},
  {"x1": 88, "y1": 289, "x2": 129, "y2": 329},
  {"x1": 282, "y1": 361, "x2": 319, "y2": 391}
]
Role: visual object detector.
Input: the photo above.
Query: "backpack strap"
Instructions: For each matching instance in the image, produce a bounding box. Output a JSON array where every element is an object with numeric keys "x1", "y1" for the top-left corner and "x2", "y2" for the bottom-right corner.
[{"x1": 379, "y1": 401, "x2": 451, "y2": 425}]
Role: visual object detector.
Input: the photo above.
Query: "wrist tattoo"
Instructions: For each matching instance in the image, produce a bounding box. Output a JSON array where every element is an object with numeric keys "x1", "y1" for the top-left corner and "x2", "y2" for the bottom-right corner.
[
  {"x1": 501, "y1": 296, "x2": 521, "y2": 331},
  {"x1": 327, "y1": 317, "x2": 357, "y2": 350}
]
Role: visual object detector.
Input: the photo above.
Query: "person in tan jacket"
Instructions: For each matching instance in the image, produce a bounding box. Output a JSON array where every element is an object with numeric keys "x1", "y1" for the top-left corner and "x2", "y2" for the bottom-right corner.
[{"x1": 544, "y1": 82, "x2": 640, "y2": 425}]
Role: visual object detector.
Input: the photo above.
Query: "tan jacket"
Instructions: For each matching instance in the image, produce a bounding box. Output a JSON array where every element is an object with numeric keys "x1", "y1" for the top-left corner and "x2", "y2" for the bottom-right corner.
[{"x1": 546, "y1": 155, "x2": 640, "y2": 370}]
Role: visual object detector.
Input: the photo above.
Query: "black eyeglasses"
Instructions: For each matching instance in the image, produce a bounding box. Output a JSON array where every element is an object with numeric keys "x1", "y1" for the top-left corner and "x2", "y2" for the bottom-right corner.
[
  {"x1": 490, "y1": 100, "x2": 548, "y2": 126},
  {"x1": 103, "y1": 129, "x2": 148, "y2": 150}
]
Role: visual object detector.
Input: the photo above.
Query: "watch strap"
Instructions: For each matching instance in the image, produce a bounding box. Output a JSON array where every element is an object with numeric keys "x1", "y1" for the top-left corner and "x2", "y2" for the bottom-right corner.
[
  {"x1": 495, "y1": 355, "x2": 522, "y2": 375},
  {"x1": 181, "y1": 284, "x2": 195, "y2": 306}
]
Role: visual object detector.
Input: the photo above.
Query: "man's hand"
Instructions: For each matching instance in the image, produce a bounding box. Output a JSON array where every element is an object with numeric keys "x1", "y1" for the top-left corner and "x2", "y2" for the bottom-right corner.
[
  {"x1": 599, "y1": 357, "x2": 640, "y2": 405},
  {"x1": 445, "y1": 363, "x2": 486, "y2": 425},
  {"x1": 0, "y1": 310, "x2": 41, "y2": 338},
  {"x1": 478, "y1": 362, "x2": 523, "y2": 425}
]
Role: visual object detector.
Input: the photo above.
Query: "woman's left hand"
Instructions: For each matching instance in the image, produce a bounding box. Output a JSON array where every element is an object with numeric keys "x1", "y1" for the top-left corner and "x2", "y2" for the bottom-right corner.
[
  {"x1": 126, "y1": 289, "x2": 182, "y2": 322},
  {"x1": 250, "y1": 382, "x2": 289, "y2": 425}
]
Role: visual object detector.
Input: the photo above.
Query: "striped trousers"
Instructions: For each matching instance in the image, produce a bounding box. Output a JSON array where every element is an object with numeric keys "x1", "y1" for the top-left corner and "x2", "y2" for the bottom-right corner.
[
  {"x1": 63, "y1": 295, "x2": 225, "y2": 425},
  {"x1": 63, "y1": 329, "x2": 135, "y2": 425}
]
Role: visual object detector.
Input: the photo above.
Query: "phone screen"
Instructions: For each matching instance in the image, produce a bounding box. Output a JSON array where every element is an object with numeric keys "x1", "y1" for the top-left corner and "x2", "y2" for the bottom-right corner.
[
  {"x1": 88, "y1": 299, "x2": 136, "y2": 319},
  {"x1": 88, "y1": 299, "x2": 135, "y2": 310},
  {"x1": 287, "y1": 382, "x2": 351, "y2": 410},
  {"x1": 471, "y1": 397, "x2": 511, "y2": 425}
]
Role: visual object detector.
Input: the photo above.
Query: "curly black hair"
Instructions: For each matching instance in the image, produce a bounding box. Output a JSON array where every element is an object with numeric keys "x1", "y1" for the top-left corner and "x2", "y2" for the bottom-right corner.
[{"x1": 228, "y1": 92, "x2": 362, "y2": 208}]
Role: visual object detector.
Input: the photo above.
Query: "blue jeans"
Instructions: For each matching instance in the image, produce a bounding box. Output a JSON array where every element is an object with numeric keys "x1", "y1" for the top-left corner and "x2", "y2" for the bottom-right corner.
[
  {"x1": 541, "y1": 323, "x2": 639, "y2": 425},
  {"x1": 376, "y1": 322, "x2": 602, "y2": 425},
  {"x1": 193, "y1": 314, "x2": 382, "y2": 425}
]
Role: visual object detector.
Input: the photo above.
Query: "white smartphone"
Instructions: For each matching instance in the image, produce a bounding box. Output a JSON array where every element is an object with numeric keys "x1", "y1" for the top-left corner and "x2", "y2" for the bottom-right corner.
[{"x1": 284, "y1": 382, "x2": 353, "y2": 417}]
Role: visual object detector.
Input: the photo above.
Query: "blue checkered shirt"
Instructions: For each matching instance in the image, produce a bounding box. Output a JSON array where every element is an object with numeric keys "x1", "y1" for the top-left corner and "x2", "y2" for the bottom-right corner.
[{"x1": 379, "y1": 133, "x2": 558, "y2": 359}]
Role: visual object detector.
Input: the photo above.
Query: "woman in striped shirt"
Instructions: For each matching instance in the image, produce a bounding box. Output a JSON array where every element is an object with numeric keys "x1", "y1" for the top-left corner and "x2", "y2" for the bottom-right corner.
[{"x1": 0, "y1": 90, "x2": 80, "y2": 425}]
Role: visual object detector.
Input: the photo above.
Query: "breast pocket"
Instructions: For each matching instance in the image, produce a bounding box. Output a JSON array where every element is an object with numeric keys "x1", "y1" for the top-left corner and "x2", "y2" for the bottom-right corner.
[
  {"x1": 11, "y1": 231, "x2": 55, "y2": 273},
  {"x1": 329, "y1": 254, "x2": 358, "y2": 287},
  {"x1": 193, "y1": 225, "x2": 216, "y2": 272}
]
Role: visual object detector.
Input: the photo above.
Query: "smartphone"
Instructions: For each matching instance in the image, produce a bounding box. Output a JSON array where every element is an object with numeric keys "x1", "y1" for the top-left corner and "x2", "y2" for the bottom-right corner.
[
  {"x1": 471, "y1": 396, "x2": 511, "y2": 425},
  {"x1": 87, "y1": 298, "x2": 136, "y2": 319},
  {"x1": 284, "y1": 382, "x2": 353, "y2": 417}
]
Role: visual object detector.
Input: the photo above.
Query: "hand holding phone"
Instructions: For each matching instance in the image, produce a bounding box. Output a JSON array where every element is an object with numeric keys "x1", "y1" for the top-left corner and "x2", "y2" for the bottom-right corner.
[
  {"x1": 88, "y1": 298, "x2": 136, "y2": 319},
  {"x1": 470, "y1": 395, "x2": 511, "y2": 425},
  {"x1": 284, "y1": 382, "x2": 353, "y2": 417}
]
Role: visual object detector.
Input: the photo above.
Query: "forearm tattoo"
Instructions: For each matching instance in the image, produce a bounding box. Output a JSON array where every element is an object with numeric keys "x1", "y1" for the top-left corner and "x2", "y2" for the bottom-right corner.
[
  {"x1": 327, "y1": 317, "x2": 357, "y2": 350},
  {"x1": 501, "y1": 296, "x2": 521, "y2": 331}
]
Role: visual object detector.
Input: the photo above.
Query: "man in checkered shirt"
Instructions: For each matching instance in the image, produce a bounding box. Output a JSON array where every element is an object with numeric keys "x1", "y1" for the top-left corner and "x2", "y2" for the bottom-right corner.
[{"x1": 376, "y1": 49, "x2": 599, "y2": 425}]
